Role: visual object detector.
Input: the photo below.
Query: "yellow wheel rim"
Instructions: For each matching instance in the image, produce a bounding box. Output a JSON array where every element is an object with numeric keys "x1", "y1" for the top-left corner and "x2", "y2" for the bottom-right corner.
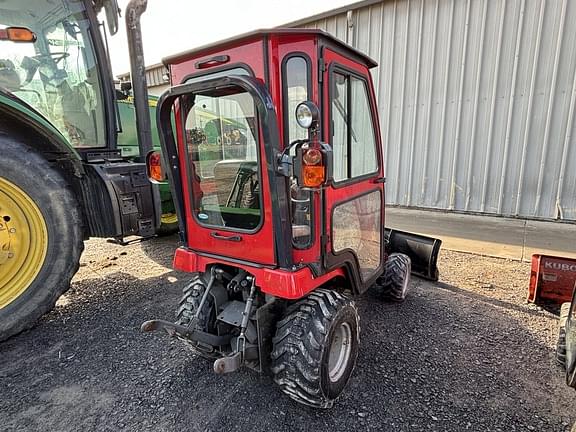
[
  {"x1": 160, "y1": 212, "x2": 178, "y2": 225},
  {"x1": 0, "y1": 177, "x2": 48, "y2": 309}
]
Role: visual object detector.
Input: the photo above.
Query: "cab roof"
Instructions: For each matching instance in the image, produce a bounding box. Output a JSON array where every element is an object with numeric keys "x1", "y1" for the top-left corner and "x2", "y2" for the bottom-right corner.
[{"x1": 162, "y1": 28, "x2": 377, "y2": 69}]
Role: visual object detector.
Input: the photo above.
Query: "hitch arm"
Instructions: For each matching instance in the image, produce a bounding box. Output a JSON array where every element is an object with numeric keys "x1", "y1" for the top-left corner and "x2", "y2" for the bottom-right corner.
[{"x1": 140, "y1": 319, "x2": 233, "y2": 346}]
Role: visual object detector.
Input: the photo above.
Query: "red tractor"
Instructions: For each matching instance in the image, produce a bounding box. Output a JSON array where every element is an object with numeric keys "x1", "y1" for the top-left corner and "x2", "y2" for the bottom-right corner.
[{"x1": 143, "y1": 29, "x2": 441, "y2": 408}]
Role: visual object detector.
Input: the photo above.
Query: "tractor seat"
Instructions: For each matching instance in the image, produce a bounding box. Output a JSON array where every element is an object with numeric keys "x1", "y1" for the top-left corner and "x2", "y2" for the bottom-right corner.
[{"x1": 212, "y1": 160, "x2": 260, "y2": 229}]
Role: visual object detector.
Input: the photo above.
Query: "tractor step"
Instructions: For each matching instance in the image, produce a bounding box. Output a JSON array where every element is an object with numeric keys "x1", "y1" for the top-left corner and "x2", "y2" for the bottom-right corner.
[{"x1": 140, "y1": 319, "x2": 233, "y2": 346}]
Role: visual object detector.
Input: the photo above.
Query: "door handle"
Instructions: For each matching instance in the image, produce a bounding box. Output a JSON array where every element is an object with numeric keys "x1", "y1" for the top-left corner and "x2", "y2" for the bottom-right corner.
[
  {"x1": 373, "y1": 177, "x2": 386, "y2": 184},
  {"x1": 210, "y1": 232, "x2": 242, "y2": 242}
]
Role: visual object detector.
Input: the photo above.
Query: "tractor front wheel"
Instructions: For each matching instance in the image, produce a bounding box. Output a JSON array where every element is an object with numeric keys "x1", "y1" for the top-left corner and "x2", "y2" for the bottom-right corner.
[
  {"x1": 271, "y1": 289, "x2": 360, "y2": 408},
  {"x1": 0, "y1": 138, "x2": 83, "y2": 341},
  {"x1": 376, "y1": 253, "x2": 411, "y2": 301}
]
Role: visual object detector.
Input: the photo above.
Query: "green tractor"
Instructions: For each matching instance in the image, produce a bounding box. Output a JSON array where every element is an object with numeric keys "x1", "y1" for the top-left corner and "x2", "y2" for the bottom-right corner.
[
  {"x1": 116, "y1": 95, "x2": 177, "y2": 234},
  {"x1": 0, "y1": 0, "x2": 165, "y2": 341}
]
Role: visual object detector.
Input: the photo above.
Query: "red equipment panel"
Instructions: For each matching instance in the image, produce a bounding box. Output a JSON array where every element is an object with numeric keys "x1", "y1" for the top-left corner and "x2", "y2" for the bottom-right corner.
[{"x1": 528, "y1": 254, "x2": 576, "y2": 305}]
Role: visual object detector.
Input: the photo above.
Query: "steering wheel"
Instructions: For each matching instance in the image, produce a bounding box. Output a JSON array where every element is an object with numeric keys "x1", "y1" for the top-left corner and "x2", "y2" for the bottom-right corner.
[{"x1": 32, "y1": 52, "x2": 70, "y2": 65}]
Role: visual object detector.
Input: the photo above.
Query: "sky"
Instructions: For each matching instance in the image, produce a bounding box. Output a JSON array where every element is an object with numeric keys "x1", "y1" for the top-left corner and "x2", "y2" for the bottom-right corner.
[{"x1": 107, "y1": 0, "x2": 355, "y2": 76}]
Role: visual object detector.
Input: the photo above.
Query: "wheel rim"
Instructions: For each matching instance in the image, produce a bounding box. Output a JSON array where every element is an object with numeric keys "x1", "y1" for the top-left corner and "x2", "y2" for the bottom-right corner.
[
  {"x1": 160, "y1": 212, "x2": 178, "y2": 225},
  {"x1": 328, "y1": 322, "x2": 353, "y2": 382},
  {"x1": 0, "y1": 177, "x2": 48, "y2": 308}
]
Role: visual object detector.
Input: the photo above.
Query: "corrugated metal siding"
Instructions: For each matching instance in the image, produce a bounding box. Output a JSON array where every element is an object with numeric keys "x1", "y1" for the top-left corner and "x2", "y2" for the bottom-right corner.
[
  {"x1": 297, "y1": 0, "x2": 576, "y2": 221},
  {"x1": 145, "y1": 65, "x2": 169, "y2": 88}
]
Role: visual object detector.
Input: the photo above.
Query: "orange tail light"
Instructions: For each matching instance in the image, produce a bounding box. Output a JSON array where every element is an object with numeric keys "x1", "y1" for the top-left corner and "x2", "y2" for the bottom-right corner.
[
  {"x1": 302, "y1": 148, "x2": 325, "y2": 188},
  {"x1": 146, "y1": 151, "x2": 166, "y2": 183}
]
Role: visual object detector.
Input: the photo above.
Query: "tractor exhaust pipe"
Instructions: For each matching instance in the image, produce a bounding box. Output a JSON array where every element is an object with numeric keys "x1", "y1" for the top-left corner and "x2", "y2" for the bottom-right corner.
[
  {"x1": 125, "y1": 0, "x2": 152, "y2": 161},
  {"x1": 385, "y1": 228, "x2": 442, "y2": 281}
]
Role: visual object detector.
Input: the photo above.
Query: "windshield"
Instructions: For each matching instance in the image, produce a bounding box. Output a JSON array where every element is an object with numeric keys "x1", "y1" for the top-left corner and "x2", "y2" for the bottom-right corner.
[{"x1": 0, "y1": 0, "x2": 106, "y2": 147}]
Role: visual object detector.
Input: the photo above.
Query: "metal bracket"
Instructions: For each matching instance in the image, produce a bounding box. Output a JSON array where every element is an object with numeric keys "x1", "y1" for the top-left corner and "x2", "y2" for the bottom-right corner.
[
  {"x1": 213, "y1": 352, "x2": 242, "y2": 374},
  {"x1": 276, "y1": 152, "x2": 292, "y2": 177},
  {"x1": 140, "y1": 319, "x2": 233, "y2": 346},
  {"x1": 107, "y1": 235, "x2": 155, "y2": 246}
]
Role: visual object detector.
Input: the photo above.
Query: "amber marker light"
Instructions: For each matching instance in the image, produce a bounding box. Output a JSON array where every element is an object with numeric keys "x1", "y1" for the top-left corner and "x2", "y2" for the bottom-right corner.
[
  {"x1": 302, "y1": 148, "x2": 325, "y2": 188},
  {"x1": 146, "y1": 151, "x2": 166, "y2": 183},
  {"x1": 0, "y1": 27, "x2": 37, "y2": 43}
]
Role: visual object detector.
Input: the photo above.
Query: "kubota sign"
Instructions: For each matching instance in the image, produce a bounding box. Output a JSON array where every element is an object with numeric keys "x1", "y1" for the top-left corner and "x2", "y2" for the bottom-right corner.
[{"x1": 544, "y1": 261, "x2": 576, "y2": 273}]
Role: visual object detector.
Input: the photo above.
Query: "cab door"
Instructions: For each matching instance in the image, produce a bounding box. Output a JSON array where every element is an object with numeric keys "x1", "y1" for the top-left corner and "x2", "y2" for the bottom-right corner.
[
  {"x1": 158, "y1": 77, "x2": 289, "y2": 268},
  {"x1": 321, "y1": 48, "x2": 385, "y2": 291}
]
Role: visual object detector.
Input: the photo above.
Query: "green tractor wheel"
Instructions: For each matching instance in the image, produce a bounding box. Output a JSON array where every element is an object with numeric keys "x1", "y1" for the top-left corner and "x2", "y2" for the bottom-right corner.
[
  {"x1": 0, "y1": 138, "x2": 83, "y2": 341},
  {"x1": 157, "y1": 212, "x2": 179, "y2": 236}
]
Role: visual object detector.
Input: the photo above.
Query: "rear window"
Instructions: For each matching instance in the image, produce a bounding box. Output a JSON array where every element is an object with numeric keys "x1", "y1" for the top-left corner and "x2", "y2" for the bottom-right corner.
[{"x1": 183, "y1": 85, "x2": 262, "y2": 231}]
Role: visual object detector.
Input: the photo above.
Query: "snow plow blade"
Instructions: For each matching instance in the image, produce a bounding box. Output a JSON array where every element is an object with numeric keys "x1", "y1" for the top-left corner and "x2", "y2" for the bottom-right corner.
[{"x1": 385, "y1": 228, "x2": 442, "y2": 281}]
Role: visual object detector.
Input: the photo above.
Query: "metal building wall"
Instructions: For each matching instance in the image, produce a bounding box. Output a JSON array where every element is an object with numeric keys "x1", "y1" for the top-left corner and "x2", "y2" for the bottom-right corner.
[{"x1": 296, "y1": 0, "x2": 576, "y2": 221}]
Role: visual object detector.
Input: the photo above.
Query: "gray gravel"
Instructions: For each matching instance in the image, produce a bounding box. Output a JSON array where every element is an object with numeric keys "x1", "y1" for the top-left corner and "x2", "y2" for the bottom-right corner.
[{"x1": 0, "y1": 236, "x2": 574, "y2": 431}]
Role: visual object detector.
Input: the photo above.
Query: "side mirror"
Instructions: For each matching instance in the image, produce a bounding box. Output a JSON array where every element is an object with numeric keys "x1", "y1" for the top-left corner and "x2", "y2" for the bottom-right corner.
[{"x1": 103, "y1": 0, "x2": 120, "y2": 36}]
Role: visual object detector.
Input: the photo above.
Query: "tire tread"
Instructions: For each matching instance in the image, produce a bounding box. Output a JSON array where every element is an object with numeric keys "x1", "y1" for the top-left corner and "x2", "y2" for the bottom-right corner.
[{"x1": 271, "y1": 288, "x2": 358, "y2": 408}]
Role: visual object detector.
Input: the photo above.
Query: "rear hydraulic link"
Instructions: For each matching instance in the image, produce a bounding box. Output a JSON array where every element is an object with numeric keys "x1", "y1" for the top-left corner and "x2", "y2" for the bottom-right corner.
[
  {"x1": 213, "y1": 276, "x2": 257, "y2": 374},
  {"x1": 141, "y1": 267, "x2": 221, "y2": 343},
  {"x1": 189, "y1": 267, "x2": 218, "y2": 329}
]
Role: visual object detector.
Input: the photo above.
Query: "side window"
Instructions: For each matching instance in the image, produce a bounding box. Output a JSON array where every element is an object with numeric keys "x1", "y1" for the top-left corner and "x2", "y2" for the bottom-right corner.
[
  {"x1": 332, "y1": 73, "x2": 348, "y2": 181},
  {"x1": 283, "y1": 55, "x2": 313, "y2": 248},
  {"x1": 283, "y1": 56, "x2": 310, "y2": 144},
  {"x1": 331, "y1": 72, "x2": 378, "y2": 181}
]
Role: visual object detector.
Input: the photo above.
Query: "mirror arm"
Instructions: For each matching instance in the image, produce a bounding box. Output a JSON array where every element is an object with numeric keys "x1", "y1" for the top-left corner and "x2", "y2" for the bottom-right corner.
[
  {"x1": 276, "y1": 139, "x2": 307, "y2": 177},
  {"x1": 276, "y1": 152, "x2": 293, "y2": 177}
]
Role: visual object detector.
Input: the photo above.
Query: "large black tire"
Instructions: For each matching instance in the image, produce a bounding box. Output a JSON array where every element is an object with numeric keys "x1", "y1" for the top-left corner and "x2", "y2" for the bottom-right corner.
[
  {"x1": 375, "y1": 253, "x2": 411, "y2": 302},
  {"x1": 0, "y1": 137, "x2": 83, "y2": 341},
  {"x1": 557, "y1": 302, "x2": 571, "y2": 367},
  {"x1": 271, "y1": 289, "x2": 360, "y2": 408},
  {"x1": 176, "y1": 275, "x2": 219, "y2": 358}
]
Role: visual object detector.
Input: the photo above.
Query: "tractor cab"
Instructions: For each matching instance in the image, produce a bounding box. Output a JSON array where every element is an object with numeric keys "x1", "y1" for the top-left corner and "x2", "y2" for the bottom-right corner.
[
  {"x1": 144, "y1": 29, "x2": 441, "y2": 408},
  {"x1": 156, "y1": 29, "x2": 387, "y2": 289}
]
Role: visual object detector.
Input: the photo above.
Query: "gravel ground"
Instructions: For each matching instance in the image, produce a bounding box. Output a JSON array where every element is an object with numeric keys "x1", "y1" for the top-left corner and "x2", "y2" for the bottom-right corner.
[{"x1": 0, "y1": 236, "x2": 575, "y2": 431}]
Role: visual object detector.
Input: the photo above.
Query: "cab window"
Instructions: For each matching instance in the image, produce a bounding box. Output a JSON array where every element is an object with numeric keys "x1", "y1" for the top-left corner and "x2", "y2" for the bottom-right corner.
[
  {"x1": 331, "y1": 71, "x2": 378, "y2": 182},
  {"x1": 283, "y1": 55, "x2": 313, "y2": 248},
  {"x1": 283, "y1": 56, "x2": 310, "y2": 144},
  {"x1": 0, "y1": 0, "x2": 106, "y2": 147},
  {"x1": 183, "y1": 86, "x2": 261, "y2": 231}
]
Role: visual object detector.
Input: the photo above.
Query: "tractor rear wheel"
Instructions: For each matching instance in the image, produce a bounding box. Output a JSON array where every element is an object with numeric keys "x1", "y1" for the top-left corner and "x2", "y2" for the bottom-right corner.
[
  {"x1": 271, "y1": 288, "x2": 360, "y2": 408},
  {"x1": 0, "y1": 138, "x2": 83, "y2": 341},
  {"x1": 376, "y1": 253, "x2": 411, "y2": 301},
  {"x1": 557, "y1": 302, "x2": 571, "y2": 367},
  {"x1": 157, "y1": 212, "x2": 179, "y2": 236},
  {"x1": 176, "y1": 275, "x2": 219, "y2": 358}
]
